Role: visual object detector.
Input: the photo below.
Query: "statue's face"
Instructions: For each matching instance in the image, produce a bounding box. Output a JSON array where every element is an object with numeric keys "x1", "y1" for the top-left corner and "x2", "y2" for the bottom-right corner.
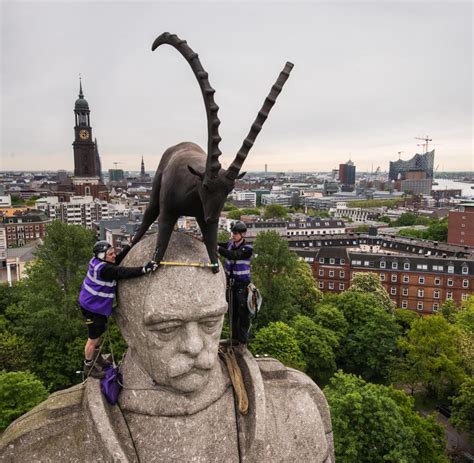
[{"x1": 132, "y1": 298, "x2": 226, "y2": 393}]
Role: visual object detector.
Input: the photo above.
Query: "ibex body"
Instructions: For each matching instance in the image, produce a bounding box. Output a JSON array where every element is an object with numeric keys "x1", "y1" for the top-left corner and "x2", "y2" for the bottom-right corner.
[{"x1": 131, "y1": 33, "x2": 293, "y2": 271}]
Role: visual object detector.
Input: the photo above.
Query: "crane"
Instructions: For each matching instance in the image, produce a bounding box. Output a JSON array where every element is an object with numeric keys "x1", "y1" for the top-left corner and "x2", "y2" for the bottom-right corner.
[
  {"x1": 414, "y1": 135, "x2": 433, "y2": 153},
  {"x1": 113, "y1": 162, "x2": 123, "y2": 169}
]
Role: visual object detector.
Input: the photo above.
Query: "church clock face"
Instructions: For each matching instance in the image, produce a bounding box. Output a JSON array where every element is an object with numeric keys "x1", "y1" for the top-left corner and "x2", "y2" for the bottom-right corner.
[{"x1": 79, "y1": 129, "x2": 90, "y2": 140}]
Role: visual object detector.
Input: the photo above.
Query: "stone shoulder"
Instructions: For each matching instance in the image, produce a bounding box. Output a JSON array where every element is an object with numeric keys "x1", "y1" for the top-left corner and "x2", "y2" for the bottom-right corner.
[
  {"x1": 0, "y1": 383, "x2": 85, "y2": 454},
  {"x1": 255, "y1": 356, "x2": 333, "y2": 434}
]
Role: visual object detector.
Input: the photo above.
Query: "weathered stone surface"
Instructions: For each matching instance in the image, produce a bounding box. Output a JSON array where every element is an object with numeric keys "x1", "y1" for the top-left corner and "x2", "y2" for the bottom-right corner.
[{"x1": 1, "y1": 232, "x2": 335, "y2": 462}]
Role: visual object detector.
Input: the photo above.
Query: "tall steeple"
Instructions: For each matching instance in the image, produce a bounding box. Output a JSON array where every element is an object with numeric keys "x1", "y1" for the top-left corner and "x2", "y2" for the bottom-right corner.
[{"x1": 140, "y1": 156, "x2": 145, "y2": 178}]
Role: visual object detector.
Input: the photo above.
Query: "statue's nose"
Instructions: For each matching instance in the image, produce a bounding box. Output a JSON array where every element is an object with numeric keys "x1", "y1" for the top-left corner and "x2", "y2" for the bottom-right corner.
[{"x1": 180, "y1": 322, "x2": 203, "y2": 356}]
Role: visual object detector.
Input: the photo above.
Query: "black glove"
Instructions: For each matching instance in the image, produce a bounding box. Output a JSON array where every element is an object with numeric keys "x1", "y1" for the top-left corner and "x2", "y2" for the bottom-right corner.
[{"x1": 142, "y1": 261, "x2": 159, "y2": 274}]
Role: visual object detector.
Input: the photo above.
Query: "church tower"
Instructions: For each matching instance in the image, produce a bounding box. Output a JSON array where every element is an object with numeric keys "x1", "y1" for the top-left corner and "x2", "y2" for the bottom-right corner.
[
  {"x1": 71, "y1": 79, "x2": 107, "y2": 199},
  {"x1": 140, "y1": 156, "x2": 145, "y2": 178}
]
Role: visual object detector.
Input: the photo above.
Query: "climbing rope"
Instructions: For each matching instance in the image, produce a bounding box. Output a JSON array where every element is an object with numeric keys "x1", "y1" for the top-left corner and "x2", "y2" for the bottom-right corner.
[
  {"x1": 219, "y1": 346, "x2": 249, "y2": 415},
  {"x1": 159, "y1": 261, "x2": 219, "y2": 268}
]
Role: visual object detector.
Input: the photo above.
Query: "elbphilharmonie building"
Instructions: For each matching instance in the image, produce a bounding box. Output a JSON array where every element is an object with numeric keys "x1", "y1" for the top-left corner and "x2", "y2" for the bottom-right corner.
[{"x1": 389, "y1": 150, "x2": 435, "y2": 181}]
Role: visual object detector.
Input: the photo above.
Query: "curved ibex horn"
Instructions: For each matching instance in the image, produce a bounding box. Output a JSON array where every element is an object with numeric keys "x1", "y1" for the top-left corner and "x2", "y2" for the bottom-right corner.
[
  {"x1": 226, "y1": 62, "x2": 294, "y2": 180},
  {"x1": 152, "y1": 32, "x2": 222, "y2": 178}
]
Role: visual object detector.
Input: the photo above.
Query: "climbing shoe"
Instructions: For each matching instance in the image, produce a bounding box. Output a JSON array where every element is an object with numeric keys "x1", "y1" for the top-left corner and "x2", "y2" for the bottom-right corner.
[{"x1": 84, "y1": 360, "x2": 106, "y2": 379}]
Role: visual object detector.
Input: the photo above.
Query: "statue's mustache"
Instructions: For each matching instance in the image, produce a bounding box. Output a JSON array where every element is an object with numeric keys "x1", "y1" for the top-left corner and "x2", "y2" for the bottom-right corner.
[{"x1": 168, "y1": 352, "x2": 214, "y2": 378}]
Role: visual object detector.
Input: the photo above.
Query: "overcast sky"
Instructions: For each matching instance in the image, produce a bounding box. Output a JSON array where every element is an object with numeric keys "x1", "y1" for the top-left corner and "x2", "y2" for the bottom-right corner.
[{"x1": 1, "y1": 1, "x2": 472, "y2": 173}]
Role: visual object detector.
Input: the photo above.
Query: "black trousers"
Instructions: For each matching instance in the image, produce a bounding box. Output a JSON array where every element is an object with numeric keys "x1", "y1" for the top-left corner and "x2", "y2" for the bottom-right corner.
[{"x1": 229, "y1": 285, "x2": 250, "y2": 344}]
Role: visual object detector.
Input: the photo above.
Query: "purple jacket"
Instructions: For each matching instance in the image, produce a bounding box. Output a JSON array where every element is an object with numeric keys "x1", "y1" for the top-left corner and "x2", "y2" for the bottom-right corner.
[
  {"x1": 222, "y1": 240, "x2": 253, "y2": 285},
  {"x1": 79, "y1": 257, "x2": 117, "y2": 316}
]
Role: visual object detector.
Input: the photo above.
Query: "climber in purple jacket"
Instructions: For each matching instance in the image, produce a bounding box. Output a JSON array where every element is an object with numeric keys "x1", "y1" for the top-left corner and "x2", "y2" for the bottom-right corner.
[{"x1": 79, "y1": 240, "x2": 158, "y2": 378}]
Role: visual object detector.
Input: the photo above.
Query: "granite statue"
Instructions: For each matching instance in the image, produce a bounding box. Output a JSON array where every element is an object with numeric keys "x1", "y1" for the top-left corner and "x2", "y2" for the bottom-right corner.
[
  {"x1": 0, "y1": 233, "x2": 334, "y2": 462},
  {"x1": 131, "y1": 32, "x2": 294, "y2": 271}
]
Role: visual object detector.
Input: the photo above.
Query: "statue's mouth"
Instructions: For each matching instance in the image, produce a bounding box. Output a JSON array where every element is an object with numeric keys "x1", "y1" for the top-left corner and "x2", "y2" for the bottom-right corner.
[{"x1": 169, "y1": 365, "x2": 212, "y2": 379}]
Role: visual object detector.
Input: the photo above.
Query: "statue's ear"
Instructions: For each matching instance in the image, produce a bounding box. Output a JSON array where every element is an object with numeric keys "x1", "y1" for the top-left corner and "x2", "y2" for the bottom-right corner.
[
  {"x1": 237, "y1": 171, "x2": 246, "y2": 179},
  {"x1": 188, "y1": 165, "x2": 205, "y2": 180}
]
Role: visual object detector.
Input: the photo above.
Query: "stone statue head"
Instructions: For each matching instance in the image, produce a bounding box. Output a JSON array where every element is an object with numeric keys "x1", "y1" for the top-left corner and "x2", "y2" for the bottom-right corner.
[{"x1": 115, "y1": 233, "x2": 227, "y2": 393}]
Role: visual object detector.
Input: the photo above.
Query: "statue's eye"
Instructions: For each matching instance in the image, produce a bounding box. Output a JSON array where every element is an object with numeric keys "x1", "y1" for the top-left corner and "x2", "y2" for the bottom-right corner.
[
  {"x1": 158, "y1": 326, "x2": 179, "y2": 334},
  {"x1": 200, "y1": 318, "x2": 221, "y2": 332}
]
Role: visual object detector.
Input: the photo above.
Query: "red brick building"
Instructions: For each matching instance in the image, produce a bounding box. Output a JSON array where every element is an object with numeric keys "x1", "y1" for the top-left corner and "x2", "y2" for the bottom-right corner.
[
  {"x1": 448, "y1": 203, "x2": 474, "y2": 247},
  {"x1": 310, "y1": 248, "x2": 472, "y2": 314},
  {"x1": 290, "y1": 233, "x2": 473, "y2": 316},
  {"x1": 2, "y1": 212, "x2": 51, "y2": 247}
]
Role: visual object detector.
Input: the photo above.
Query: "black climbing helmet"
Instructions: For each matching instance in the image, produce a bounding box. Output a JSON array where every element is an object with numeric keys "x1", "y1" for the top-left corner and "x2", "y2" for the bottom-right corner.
[
  {"x1": 231, "y1": 221, "x2": 247, "y2": 234},
  {"x1": 93, "y1": 240, "x2": 112, "y2": 258}
]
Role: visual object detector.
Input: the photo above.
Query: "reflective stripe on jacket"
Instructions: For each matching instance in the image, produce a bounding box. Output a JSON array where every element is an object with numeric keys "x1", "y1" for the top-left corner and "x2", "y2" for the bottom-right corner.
[
  {"x1": 79, "y1": 257, "x2": 117, "y2": 316},
  {"x1": 224, "y1": 241, "x2": 252, "y2": 284}
]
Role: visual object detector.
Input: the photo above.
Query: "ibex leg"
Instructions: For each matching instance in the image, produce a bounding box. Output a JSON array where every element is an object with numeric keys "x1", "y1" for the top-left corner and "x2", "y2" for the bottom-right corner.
[
  {"x1": 197, "y1": 218, "x2": 220, "y2": 273},
  {"x1": 153, "y1": 213, "x2": 178, "y2": 263},
  {"x1": 131, "y1": 175, "x2": 161, "y2": 246}
]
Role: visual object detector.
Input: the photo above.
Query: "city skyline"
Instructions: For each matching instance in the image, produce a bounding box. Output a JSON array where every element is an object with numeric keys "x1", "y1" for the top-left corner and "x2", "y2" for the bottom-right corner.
[{"x1": 1, "y1": 2, "x2": 472, "y2": 172}]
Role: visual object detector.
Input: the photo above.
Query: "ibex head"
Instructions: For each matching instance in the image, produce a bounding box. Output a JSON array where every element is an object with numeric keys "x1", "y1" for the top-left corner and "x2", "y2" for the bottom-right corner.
[{"x1": 153, "y1": 32, "x2": 293, "y2": 224}]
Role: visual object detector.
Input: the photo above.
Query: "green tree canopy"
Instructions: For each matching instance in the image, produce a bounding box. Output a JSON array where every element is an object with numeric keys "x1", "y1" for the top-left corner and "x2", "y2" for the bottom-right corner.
[
  {"x1": 324, "y1": 371, "x2": 447, "y2": 463},
  {"x1": 450, "y1": 378, "x2": 474, "y2": 436},
  {"x1": 394, "y1": 308, "x2": 421, "y2": 335},
  {"x1": 394, "y1": 316, "x2": 466, "y2": 399},
  {"x1": 252, "y1": 232, "x2": 321, "y2": 327},
  {"x1": 263, "y1": 204, "x2": 288, "y2": 220},
  {"x1": 4, "y1": 221, "x2": 96, "y2": 390},
  {"x1": 312, "y1": 304, "x2": 348, "y2": 343},
  {"x1": 335, "y1": 292, "x2": 400, "y2": 382},
  {"x1": 347, "y1": 272, "x2": 395, "y2": 312},
  {"x1": 249, "y1": 321, "x2": 306, "y2": 371},
  {"x1": 394, "y1": 212, "x2": 417, "y2": 227},
  {"x1": 0, "y1": 371, "x2": 49, "y2": 431},
  {"x1": 289, "y1": 315, "x2": 338, "y2": 382}
]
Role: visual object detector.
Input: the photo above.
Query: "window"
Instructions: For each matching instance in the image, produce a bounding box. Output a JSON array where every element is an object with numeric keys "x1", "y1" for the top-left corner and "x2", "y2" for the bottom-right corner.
[
  {"x1": 392, "y1": 262, "x2": 398, "y2": 269},
  {"x1": 390, "y1": 287, "x2": 397, "y2": 295},
  {"x1": 417, "y1": 302, "x2": 424, "y2": 311},
  {"x1": 380, "y1": 261, "x2": 386, "y2": 269},
  {"x1": 340, "y1": 271, "x2": 345, "y2": 278},
  {"x1": 447, "y1": 279, "x2": 453, "y2": 287},
  {"x1": 402, "y1": 275, "x2": 409, "y2": 283},
  {"x1": 404, "y1": 262, "x2": 410, "y2": 270},
  {"x1": 434, "y1": 278, "x2": 441, "y2": 286},
  {"x1": 402, "y1": 288, "x2": 408, "y2": 296},
  {"x1": 433, "y1": 290, "x2": 440, "y2": 299},
  {"x1": 340, "y1": 259, "x2": 345, "y2": 264},
  {"x1": 319, "y1": 282, "x2": 324, "y2": 289},
  {"x1": 318, "y1": 269, "x2": 324, "y2": 277},
  {"x1": 339, "y1": 283, "x2": 345, "y2": 290},
  {"x1": 462, "y1": 294, "x2": 468, "y2": 301},
  {"x1": 391, "y1": 274, "x2": 397, "y2": 282},
  {"x1": 446, "y1": 292, "x2": 453, "y2": 300},
  {"x1": 319, "y1": 258, "x2": 324, "y2": 264},
  {"x1": 433, "y1": 303, "x2": 439, "y2": 312},
  {"x1": 416, "y1": 264, "x2": 428, "y2": 270},
  {"x1": 418, "y1": 289, "x2": 424, "y2": 297},
  {"x1": 462, "y1": 280, "x2": 469, "y2": 288},
  {"x1": 380, "y1": 273, "x2": 386, "y2": 281},
  {"x1": 402, "y1": 300, "x2": 408, "y2": 308},
  {"x1": 328, "y1": 282, "x2": 334, "y2": 290},
  {"x1": 448, "y1": 265, "x2": 454, "y2": 274},
  {"x1": 419, "y1": 277, "x2": 425, "y2": 284},
  {"x1": 364, "y1": 261, "x2": 370, "y2": 267},
  {"x1": 329, "y1": 270, "x2": 334, "y2": 278},
  {"x1": 462, "y1": 266, "x2": 468, "y2": 275},
  {"x1": 433, "y1": 265, "x2": 443, "y2": 271},
  {"x1": 329, "y1": 258, "x2": 335, "y2": 264}
]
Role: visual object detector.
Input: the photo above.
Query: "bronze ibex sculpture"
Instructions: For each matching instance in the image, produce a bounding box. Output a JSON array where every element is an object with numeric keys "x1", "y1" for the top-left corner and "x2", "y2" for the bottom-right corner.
[{"x1": 131, "y1": 32, "x2": 293, "y2": 271}]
